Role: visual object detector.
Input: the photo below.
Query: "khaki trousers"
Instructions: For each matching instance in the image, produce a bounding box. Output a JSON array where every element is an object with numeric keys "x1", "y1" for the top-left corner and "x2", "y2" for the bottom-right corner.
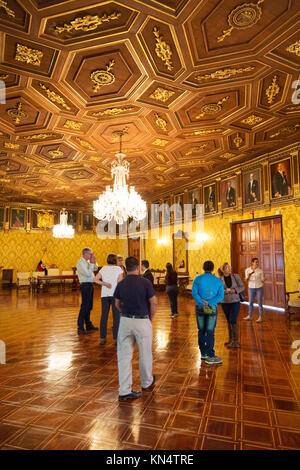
[{"x1": 117, "y1": 316, "x2": 153, "y2": 396}]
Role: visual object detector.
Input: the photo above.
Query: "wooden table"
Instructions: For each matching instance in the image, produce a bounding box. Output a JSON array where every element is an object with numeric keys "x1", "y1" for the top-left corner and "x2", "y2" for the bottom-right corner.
[
  {"x1": 177, "y1": 274, "x2": 189, "y2": 293},
  {"x1": 35, "y1": 275, "x2": 79, "y2": 293}
]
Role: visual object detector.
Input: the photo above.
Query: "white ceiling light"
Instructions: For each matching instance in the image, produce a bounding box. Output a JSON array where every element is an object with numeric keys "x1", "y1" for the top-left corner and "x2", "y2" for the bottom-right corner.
[
  {"x1": 52, "y1": 208, "x2": 74, "y2": 238},
  {"x1": 93, "y1": 130, "x2": 147, "y2": 225}
]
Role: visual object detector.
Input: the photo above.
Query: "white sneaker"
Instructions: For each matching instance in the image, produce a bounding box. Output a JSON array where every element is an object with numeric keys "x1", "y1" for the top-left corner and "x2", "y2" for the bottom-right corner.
[
  {"x1": 256, "y1": 317, "x2": 262, "y2": 323},
  {"x1": 243, "y1": 315, "x2": 252, "y2": 320}
]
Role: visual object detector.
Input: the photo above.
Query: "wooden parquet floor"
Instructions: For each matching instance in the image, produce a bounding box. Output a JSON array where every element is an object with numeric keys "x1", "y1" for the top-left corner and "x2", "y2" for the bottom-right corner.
[{"x1": 0, "y1": 287, "x2": 300, "y2": 450}]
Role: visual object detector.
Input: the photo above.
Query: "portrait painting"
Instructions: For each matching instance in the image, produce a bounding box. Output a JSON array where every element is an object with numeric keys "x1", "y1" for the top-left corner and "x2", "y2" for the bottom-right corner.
[
  {"x1": 188, "y1": 188, "x2": 199, "y2": 217},
  {"x1": 204, "y1": 184, "x2": 216, "y2": 213},
  {"x1": 0, "y1": 208, "x2": 3, "y2": 228},
  {"x1": 270, "y1": 158, "x2": 292, "y2": 199},
  {"x1": 221, "y1": 177, "x2": 237, "y2": 210},
  {"x1": 151, "y1": 202, "x2": 160, "y2": 225},
  {"x1": 174, "y1": 194, "x2": 183, "y2": 220},
  {"x1": 10, "y1": 208, "x2": 25, "y2": 228},
  {"x1": 67, "y1": 211, "x2": 77, "y2": 228},
  {"x1": 243, "y1": 169, "x2": 261, "y2": 205},
  {"x1": 83, "y1": 213, "x2": 93, "y2": 231},
  {"x1": 162, "y1": 198, "x2": 171, "y2": 223}
]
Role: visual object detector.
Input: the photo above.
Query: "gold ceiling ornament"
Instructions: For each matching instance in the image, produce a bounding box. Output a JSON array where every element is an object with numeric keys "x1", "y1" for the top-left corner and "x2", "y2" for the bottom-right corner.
[
  {"x1": 153, "y1": 138, "x2": 168, "y2": 146},
  {"x1": 154, "y1": 113, "x2": 168, "y2": 131},
  {"x1": 286, "y1": 39, "x2": 300, "y2": 57},
  {"x1": 196, "y1": 66, "x2": 254, "y2": 81},
  {"x1": 36, "y1": 210, "x2": 55, "y2": 230},
  {"x1": 7, "y1": 102, "x2": 28, "y2": 124},
  {"x1": 0, "y1": 1, "x2": 15, "y2": 17},
  {"x1": 0, "y1": 74, "x2": 8, "y2": 80},
  {"x1": 220, "y1": 152, "x2": 236, "y2": 159},
  {"x1": 55, "y1": 12, "x2": 121, "y2": 34},
  {"x1": 265, "y1": 75, "x2": 280, "y2": 104},
  {"x1": 91, "y1": 107, "x2": 134, "y2": 117},
  {"x1": 15, "y1": 44, "x2": 43, "y2": 66},
  {"x1": 90, "y1": 59, "x2": 115, "y2": 92},
  {"x1": 241, "y1": 114, "x2": 263, "y2": 126},
  {"x1": 196, "y1": 96, "x2": 229, "y2": 119},
  {"x1": 270, "y1": 124, "x2": 300, "y2": 138},
  {"x1": 217, "y1": 0, "x2": 264, "y2": 42},
  {"x1": 39, "y1": 83, "x2": 71, "y2": 111},
  {"x1": 150, "y1": 87, "x2": 175, "y2": 102},
  {"x1": 63, "y1": 120, "x2": 82, "y2": 130},
  {"x1": 153, "y1": 26, "x2": 173, "y2": 71},
  {"x1": 155, "y1": 153, "x2": 166, "y2": 162},
  {"x1": 185, "y1": 128, "x2": 223, "y2": 136},
  {"x1": 22, "y1": 133, "x2": 55, "y2": 140},
  {"x1": 75, "y1": 138, "x2": 95, "y2": 151},
  {"x1": 285, "y1": 105, "x2": 300, "y2": 112},
  {"x1": 233, "y1": 133, "x2": 243, "y2": 148},
  {"x1": 112, "y1": 127, "x2": 129, "y2": 142},
  {"x1": 4, "y1": 142, "x2": 19, "y2": 149},
  {"x1": 185, "y1": 145, "x2": 207, "y2": 155},
  {"x1": 70, "y1": 171, "x2": 86, "y2": 179},
  {"x1": 153, "y1": 166, "x2": 166, "y2": 171},
  {"x1": 48, "y1": 148, "x2": 64, "y2": 158}
]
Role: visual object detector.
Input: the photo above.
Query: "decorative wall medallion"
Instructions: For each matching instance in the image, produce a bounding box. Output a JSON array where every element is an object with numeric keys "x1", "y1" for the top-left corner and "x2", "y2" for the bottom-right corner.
[
  {"x1": 75, "y1": 138, "x2": 95, "y2": 151},
  {"x1": 91, "y1": 107, "x2": 134, "y2": 117},
  {"x1": 154, "y1": 113, "x2": 168, "y2": 131},
  {"x1": 90, "y1": 59, "x2": 115, "y2": 92},
  {"x1": 185, "y1": 145, "x2": 207, "y2": 155},
  {"x1": 15, "y1": 44, "x2": 43, "y2": 66},
  {"x1": 217, "y1": 0, "x2": 264, "y2": 42},
  {"x1": 0, "y1": 0, "x2": 15, "y2": 17},
  {"x1": 265, "y1": 75, "x2": 280, "y2": 104},
  {"x1": 153, "y1": 27, "x2": 173, "y2": 71},
  {"x1": 196, "y1": 66, "x2": 254, "y2": 81},
  {"x1": 39, "y1": 83, "x2": 71, "y2": 111},
  {"x1": 4, "y1": 142, "x2": 19, "y2": 149},
  {"x1": 64, "y1": 120, "x2": 82, "y2": 130},
  {"x1": 286, "y1": 40, "x2": 300, "y2": 57},
  {"x1": 270, "y1": 124, "x2": 300, "y2": 138},
  {"x1": 7, "y1": 102, "x2": 28, "y2": 124},
  {"x1": 196, "y1": 96, "x2": 229, "y2": 119},
  {"x1": 153, "y1": 139, "x2": 168, "y2": 146},
  {"x1": 241, "y1": 114, "x2": 263, "y2": 126},
  {"x1": 48, "y1": 148, "x2": 64, "y2": 158},
  {"x1": 55, "y1": 12, "x2": 121, "y2": 34},
  {"x1": 233, "y1": 133, "x2": 243, "y2": 148},
  {"x1": 150, "y1": 87, "x2": 175, "y2": 102}
]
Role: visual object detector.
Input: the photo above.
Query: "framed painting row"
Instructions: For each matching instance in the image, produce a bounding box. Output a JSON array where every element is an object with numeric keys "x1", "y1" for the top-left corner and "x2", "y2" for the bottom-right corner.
[
  {"x1": 0, "y1": 208, "x2": 95, "y2": 231},
  {"x1": 152, "y1": 156, "x2": 295, "y2": 222}
]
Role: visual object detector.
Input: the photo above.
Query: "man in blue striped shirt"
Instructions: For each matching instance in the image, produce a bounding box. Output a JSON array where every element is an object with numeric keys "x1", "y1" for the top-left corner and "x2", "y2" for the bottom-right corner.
[{"x1": 192, "y1": 261, "x2": 224, "y2": 364}]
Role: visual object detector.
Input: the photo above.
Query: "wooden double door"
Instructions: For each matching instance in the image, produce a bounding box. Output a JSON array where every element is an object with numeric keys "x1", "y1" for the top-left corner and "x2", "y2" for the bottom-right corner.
[
  {"x1": 128, "y1": 237, "x2": 140, "y2": 260},
  {"x1": 231, "y1": 217, "x2": 285, "y2": 308}
]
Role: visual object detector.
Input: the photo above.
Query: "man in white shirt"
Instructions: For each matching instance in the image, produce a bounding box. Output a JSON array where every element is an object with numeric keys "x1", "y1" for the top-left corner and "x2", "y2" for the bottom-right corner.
[{"x1": 77, "y1": 247, "x2": 99, "y2": 334}]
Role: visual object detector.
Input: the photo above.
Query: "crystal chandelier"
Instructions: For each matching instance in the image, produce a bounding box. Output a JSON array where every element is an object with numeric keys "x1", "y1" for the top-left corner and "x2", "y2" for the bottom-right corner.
[
  {"x1": 52, "y1": 208, "x2": 74, "y2": 238},
  {"x1": 93, "y1": 130, "x2": 147, "y2": 225}
]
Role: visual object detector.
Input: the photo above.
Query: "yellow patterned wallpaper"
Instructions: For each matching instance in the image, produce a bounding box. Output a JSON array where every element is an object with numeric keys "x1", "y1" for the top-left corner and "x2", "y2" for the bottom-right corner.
[
  {"x1": 0, "y1": 231, "x2": 125, "y2": 272},
  {"x1": 144, "y1": 204, "x2": 300, "y2": 292}
]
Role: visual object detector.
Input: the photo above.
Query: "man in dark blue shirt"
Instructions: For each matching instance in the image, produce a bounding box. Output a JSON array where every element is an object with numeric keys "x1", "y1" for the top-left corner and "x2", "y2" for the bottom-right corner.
[{"x1": 114, "y1": 256, "x2": 158, "y2": 401}]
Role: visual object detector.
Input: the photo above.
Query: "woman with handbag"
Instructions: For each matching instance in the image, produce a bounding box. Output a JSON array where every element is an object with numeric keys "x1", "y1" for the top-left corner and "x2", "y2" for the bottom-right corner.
[{"x1": 218, "y1": 262, "x2": 245, "y2": 348}]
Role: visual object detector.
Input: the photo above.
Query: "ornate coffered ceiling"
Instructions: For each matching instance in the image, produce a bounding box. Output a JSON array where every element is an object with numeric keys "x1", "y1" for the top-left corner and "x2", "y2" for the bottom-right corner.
[{"x1": 0, "y1": 0, "x2": 299, "y2": 207}]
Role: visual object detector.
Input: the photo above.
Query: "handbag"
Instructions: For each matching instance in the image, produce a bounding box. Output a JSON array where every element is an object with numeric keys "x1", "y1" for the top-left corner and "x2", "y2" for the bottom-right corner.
[
  {"x1": 196, "y1": 305, "x2": 217, "y2": 315},
  {"x1": 233, "y1": 274, "x2": 245, "y2": 302}
]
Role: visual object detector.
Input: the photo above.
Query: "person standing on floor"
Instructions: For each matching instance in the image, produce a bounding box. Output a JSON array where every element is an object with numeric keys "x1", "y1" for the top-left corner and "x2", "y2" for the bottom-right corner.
[
  {"x1": 94, "y1": 254, "x2": 124, "y2": 345},
  {"x1": 164, "y1": 262, "x2": 179, "y2": 319},
  {"x1": 218, "y1": 263, "x2": 245, "y2": 348},
  {"x1": 117, "y1": 254, "x2": 127, "y2": 277},
  {"x1": 76, "y1": 248, "x2": 99, "y2": 335},
  {"x1": 244, "y1": 257, "x2": 264, "y2": 323},
  {"x1": 192, "y1": 261, "x2": 224, "y2": 364},
  {"x1": 141, "y1": 259, "x2": 154, "y2": 285},
  {"x1": 114, "y1": 256, "x2": 158, "y2": 402}
]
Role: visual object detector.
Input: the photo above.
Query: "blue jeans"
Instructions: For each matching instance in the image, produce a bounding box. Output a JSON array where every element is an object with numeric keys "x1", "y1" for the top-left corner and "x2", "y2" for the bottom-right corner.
[
  {"x1": 221, "y1": 302, "x2": 240, "y2": 325},
  {"x1": 248, "y1": 287, "x2": 264, "y2": 317},
  {"x1": 166, "y1": 285, "x2": 178, "y2": 314},
  {"x1": 196, "y1": 306, "x2": 217, "y2": 357},
  {"x1": 78, "y1": 283, "x2": 94, "y2": 330}
]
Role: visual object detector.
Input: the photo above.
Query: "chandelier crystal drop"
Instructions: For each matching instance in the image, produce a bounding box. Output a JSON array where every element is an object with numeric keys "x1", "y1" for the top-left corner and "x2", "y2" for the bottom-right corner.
[
  {"x1": 93, "y1": 130, "x2": 147, "y2": 225},
  {"x1": 52, "y1": 208, "x2": 74, "y2": 238}
]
